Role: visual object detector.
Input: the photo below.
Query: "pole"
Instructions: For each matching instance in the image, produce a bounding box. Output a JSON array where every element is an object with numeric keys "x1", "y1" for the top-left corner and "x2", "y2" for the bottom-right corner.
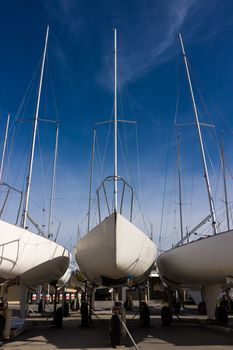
[
  {"x1": 113, "y1": 28, "x2": 118, "y2": 212},
  {"x1": 87, "y1": 128, "x2": 96, "y2": 232},
  {"x1": 48, "y1": 122, "x2": 59, "y2": 237},
  {"x1": 179, "y1": 33, "x2": 218, "y2": 235},
  {"x1": 22, "y1": 26, "x2": 49, "y2": 229},
  {"x1": 0, "y1": 113, "x2": 10, "y2": 183}
]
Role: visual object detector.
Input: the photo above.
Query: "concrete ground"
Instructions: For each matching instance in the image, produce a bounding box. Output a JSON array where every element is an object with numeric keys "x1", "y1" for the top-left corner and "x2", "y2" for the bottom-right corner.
[{"x1": 2, "y1": 301, "x2": 233, "y2": 350}]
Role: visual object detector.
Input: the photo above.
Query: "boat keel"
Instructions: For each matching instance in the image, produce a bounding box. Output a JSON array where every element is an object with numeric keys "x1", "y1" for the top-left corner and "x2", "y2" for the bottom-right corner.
[{"x1": 204, "y1": 284, "x2": 220, "y2": 319}]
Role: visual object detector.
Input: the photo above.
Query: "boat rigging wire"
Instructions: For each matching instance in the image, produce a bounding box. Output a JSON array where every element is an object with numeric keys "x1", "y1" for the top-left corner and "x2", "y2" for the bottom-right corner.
[
  {"x1": 118, "y1": 127, "x2": 130, "y2": 184},
  {"x1": 188, "y1": 60, "x2": 233, "y2": 136},
  {"x1": 159, "y1": 46, "x2": 180, "y2": 250},
  {"x1": 158, "y1": 126, "x2": 173, "y2": 250},
  {"x1": 187, "y1": 62, "x2": 227, "y2": 221},
  {"x1": 118, "y1": 83, "x2": 133, "y2": 187},
  {"x1": 15, "y1": 59, "x2": 42, "y2": 124},
  {"x1": 124, "y1": 81, "x2": 143, "y2": 203},
  {"x1": 120, "y1": 86, "x2": 140, "y2": 202},
  {"x1": 187, "y1": 61, "x2": 232, "y2": 206},
  {"x1": 5, "y1": 60, "x2": 42, "y2": 186},
  {"x1": 135, "y1": 123, "x2": 142, "y2": 203},
  {"x1": 71, "y1": 151, "x2": 93, "y2": 241},
  {"x1": 37, "y1": 127, "x2": 47, "y2": 222},
  {"x1": 3, "y1": 45, "x2": 64, "y2": 237},
  {"x1": 118, "y1": 80, "x2": 151, "y2": 233},
  {"x1": 96, "y1": 109, "x2": 113, "y2": 184}
]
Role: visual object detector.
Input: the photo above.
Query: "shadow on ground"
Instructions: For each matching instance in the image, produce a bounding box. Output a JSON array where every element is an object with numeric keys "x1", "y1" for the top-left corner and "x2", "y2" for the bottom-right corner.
[{"x1": 3, "y1": 309, "x2": 233, "y2": 349}]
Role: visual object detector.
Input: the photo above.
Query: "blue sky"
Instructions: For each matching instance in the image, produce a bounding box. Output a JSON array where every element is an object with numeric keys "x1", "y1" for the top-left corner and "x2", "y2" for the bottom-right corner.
[{"x1": 0, "y1": 0, "x2": 233, "y2": 251}]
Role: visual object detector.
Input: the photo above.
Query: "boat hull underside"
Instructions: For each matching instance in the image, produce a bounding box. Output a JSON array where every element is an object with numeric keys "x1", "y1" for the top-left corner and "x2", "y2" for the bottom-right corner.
[
  {"x1": 75, "y1": 212, "x2": 157, "y2": 286},
  {"x1": 157, "y1": 230, "x2": 233, "y2": 287},
  {"x1": 0, "y1": 219, "x2": 70, "y2": 285}
]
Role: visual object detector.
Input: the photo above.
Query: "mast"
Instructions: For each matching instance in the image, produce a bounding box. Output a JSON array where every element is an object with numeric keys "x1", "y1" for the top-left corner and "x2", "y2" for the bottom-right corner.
[
  {"x1": 87, "y1": 128, "x2": 96, "y2": 232},
  {"x1": 113, "y1": 28, "x2": 118, "y2": 212},
  {"x1": 177, "y1": 133, "x2": 184, "y2": 241},
  {"x1": 22, "y1": 26, "x2": 49, "y2": 229},
  {"x1": 0, "y1": 113, "x2": 10, "y2": 183},
  {"x1": 221, "y1": 134, "x2": 230, "y2": 230},
  {"x1": 179, "y1": 33, "x2": 218, "y2": 235},
  {"x1": 48, "y1": 122, "x2": 59, "y2": 237}
]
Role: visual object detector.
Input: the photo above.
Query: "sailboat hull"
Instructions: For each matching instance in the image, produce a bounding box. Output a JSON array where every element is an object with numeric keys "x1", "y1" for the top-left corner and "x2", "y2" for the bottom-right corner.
[
  {"x1": 157, "y1": 229, "x2": 233, "y2": 286},
  {"x1": 0, "y1": 219, "x2": 70, "y2": 285},
  {"x1": 74, "y1": 212, "x2": 157, "y2": 285}
]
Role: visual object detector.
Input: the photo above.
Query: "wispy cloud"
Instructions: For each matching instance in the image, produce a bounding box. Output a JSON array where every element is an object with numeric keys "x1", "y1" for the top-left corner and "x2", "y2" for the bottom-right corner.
[
  {"x1": 41, "y1": 0, "x2": 222, "y2": 88},
  {"x1": 41, "y1": 0, "x2": 83, "y2": 36},
  {"x1": 97, "y1": 0, "x2": 218, "y2": 89},
  {"x1": 41, "y1": 0, "x2": 84, "y2": 70},
  {"x1": 96, "y1": 0, "x2": 197, "y2": 88}
]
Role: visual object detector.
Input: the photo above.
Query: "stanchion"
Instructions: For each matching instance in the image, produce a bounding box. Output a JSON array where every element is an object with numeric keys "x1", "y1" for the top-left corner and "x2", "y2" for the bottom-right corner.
[
  {"x1": 80, "y1": 302, "x2": 89, "y2": 327},
  {"x1": 53, "y1": 307, "x2": 63, "y2": 328},
  {"x1": 110, "y1": 310, "x2": 121, "y2": 347},
  {"x1": 161, "y1": 305, "x2": 172, "y2": 326},
  {"x1": 140, "y1": 302, "x2": 150, "y2": 327}
]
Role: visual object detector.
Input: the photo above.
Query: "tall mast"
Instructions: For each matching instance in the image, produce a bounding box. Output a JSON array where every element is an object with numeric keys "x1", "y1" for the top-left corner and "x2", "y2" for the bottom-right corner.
[
  {"x1": 179, "y1": 33, "x2": 218, "y2": 235},
  {"x1": 0, "y1": 113, "x2": 10, "y2": 183},
  {"x1": 221, "y1": 134, "x2": 230, "y2": 230},
  {"x1": 48, "y1": 122, "x2": 59, "y2": 237},
  {"x1": 87, "y1": 128, "x2": 96, "y2": 232},
  {"x1": 177, "y1": 133, "x2": 184, "y2": 241},
  {"x1": 22, "y1": 26, "x2": 49, "y2": 229},
  {"x1": 113, "y1": 28, "x2": 118, "y2": 212}
]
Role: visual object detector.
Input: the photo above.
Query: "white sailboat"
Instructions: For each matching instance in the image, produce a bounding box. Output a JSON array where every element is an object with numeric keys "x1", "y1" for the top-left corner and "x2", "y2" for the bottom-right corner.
[
  {"x1": 157, "y1": 33, "x2": 233, "y2": 319},
  {"x1": 74, "y1": 29, "x2": 157, "y2": 287},
  {"x1": 0, "y1": 26, "x2": 70, "y2": 287}
]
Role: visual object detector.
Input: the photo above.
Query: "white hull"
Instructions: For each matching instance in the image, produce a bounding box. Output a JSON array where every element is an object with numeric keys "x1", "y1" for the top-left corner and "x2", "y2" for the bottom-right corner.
[
  {"x1": 0, "y1": 219, "x2": 70, "y2": 285},
  {"x1": 157, "y1": 229, "x2": 233, "y2": 286},
  {"x1": 57, "y1": 266, "x2": 73, "y2": 290},
  {"x1": 74, "y1": 212, "x2": 157, "y2": 285}
]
